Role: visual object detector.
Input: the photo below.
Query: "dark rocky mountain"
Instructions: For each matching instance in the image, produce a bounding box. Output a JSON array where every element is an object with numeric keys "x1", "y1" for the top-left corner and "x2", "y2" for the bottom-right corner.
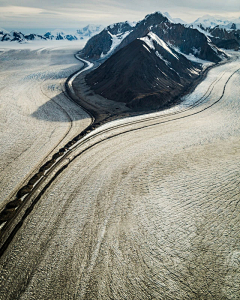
[
  {"x1": 115, "y1": 12, "x2": 225, "y2": 63},
  {"x1": 86, "y1": 32, "x2": 202, "y2": 110},
  {"x1": 80, "y1": 21, "x2": 135, "y2": 59},
  {"x1": 82, "y1": 12, "x2": 225, "y2": 63}
]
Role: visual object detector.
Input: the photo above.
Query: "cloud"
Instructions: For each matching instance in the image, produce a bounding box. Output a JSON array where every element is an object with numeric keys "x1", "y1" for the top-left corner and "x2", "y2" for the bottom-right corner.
[
  {"x1": 1, "y1": 6, "x2": 44, "y2": 15},
  {"x1": 39, "y1": 11, "x2": 59, "y2": 15},
  {"x1": 0, "y1": 1, "x2": 239, "y2": 29}
]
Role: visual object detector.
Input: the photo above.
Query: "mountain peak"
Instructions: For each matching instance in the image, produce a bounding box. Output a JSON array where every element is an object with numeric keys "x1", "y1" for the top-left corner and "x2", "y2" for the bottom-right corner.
[{"x1": 144, "y1": 11, "x2": 168, "y2": 21}]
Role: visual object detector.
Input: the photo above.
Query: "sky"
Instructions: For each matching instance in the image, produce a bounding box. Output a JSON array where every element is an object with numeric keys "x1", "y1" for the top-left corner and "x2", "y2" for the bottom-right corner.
[{"x1": 0, "y1": 0, "x2": 240, "y2": 33}]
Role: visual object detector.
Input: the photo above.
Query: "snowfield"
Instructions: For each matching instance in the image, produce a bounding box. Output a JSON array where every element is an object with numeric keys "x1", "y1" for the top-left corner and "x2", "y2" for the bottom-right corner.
[
  {"x1": 0, "y1": 41, "x2": 91, "y2": 208},
  {"x1": 0, "y1": 47, "x2": 240, "y2": 299}
]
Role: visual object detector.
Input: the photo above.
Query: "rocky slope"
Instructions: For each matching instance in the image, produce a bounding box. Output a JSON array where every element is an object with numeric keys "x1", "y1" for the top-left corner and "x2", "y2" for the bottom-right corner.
[{"x1": 86, "y1": 32, "x2": 202, "y2": 110}]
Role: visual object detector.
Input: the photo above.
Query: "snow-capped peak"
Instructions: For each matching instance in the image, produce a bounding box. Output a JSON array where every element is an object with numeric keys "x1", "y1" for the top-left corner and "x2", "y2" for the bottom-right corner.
[
  {"x1": 142, "y1": 11, "x2": 186, "y2": 25},
  {"x1": 162, "y1": 12, "x2": 186, "y2": 24},
  {"x1": 77, "y1": 24, "x2": 103, "y2": 36}
]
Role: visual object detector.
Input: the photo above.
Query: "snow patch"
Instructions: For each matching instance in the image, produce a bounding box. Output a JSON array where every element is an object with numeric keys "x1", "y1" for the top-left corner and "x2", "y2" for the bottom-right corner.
[
  {"x1": 143, "y1": 44, "x2": 151, "y2": 53},
  {"x1": 155, "y1": 51, "x2": 170, "y2": 65},
  {"x1": 140, "y1": 32, "x2": 179, "y2": 60},
  {"x1": 170, "y1": 45, "x2": 214, "y2": 67},
  {"x1": 100, "y1": 30, "x2": 132, "y2": 59}
]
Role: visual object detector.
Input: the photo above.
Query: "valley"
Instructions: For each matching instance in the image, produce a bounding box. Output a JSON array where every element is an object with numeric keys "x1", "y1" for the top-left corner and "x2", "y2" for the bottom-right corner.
[
  {"x1": 0, "y1": 10, "x2": 240, "y2": 299},
  {"x1": 0, "y1": 44, "x2": 239, "y2": 299}
]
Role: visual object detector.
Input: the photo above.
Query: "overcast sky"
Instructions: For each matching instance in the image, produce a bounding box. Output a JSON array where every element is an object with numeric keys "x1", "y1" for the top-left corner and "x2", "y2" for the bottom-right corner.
[{"x1": 1, "y1": 0, "x2": 240, "y2": 32}]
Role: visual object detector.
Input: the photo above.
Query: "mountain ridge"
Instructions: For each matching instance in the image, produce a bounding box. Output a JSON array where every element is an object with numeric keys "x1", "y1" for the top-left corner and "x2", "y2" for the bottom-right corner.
[
  {"x1": 82, "y1": 12, "x2": 227, "y2": 63},
  {"x1": 0, "y1": 25, "x2": 103, "y2": 43}
]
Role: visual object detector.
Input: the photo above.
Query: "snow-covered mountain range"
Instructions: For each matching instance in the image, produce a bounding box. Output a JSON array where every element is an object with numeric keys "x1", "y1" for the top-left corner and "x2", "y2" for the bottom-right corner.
[
  {"x1": 189, "y1": 15, "x2": 240, "y2": 51},
  {"x1": 192, "y1": 15, "x2": 240, "y2": 30},
  {"x1": 0, "y1": 25, "x2": 104, "y2": 43},
  {"x1": 82, "y1": 12, "x2": 227, "y2": 62},
  {"x1": 1, "y1": 13, "x2": 239, "y2": 45}
]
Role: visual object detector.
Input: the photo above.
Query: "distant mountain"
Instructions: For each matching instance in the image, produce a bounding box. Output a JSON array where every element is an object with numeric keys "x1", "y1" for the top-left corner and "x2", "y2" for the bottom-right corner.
[
  {"x1": 82, "y1": 12, "x2": 226, "y2": 63},
  {"x1": 44, "y1": 25, "x2": 103, "y2": 41},
  {"x1": 0, "y1": 25, "x2": 103, "y2": 42},
  {"x1": 77, "y1": 24, "x2": 104, "y2": 37},
  {"x1": 191, "y1": 15, "x2": 240, "y2": 50},
  {"x1": 81, "y1": 21, "x2": 136, "y2": 60},
  {"x1": 192, "y1": 15, "x2": 240, "y2": 30},
  {"x1": 86, "y1": 32, "x2": 202, "y2": 111},
  {"x1": 0, "y1": 30, "x2": 46, "y2": 43},
  {"x1": 44, "y1": 30, "x2": 78, "y2": 41}
]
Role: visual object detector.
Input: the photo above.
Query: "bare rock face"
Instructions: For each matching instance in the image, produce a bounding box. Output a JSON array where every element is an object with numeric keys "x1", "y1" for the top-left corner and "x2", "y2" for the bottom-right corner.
[
  {"x1": 86, "y1": 33, "x2": 202, "y2": 111},
  {"x1": 214, "y1": 39, "x2": 239, "y2": 50}
]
